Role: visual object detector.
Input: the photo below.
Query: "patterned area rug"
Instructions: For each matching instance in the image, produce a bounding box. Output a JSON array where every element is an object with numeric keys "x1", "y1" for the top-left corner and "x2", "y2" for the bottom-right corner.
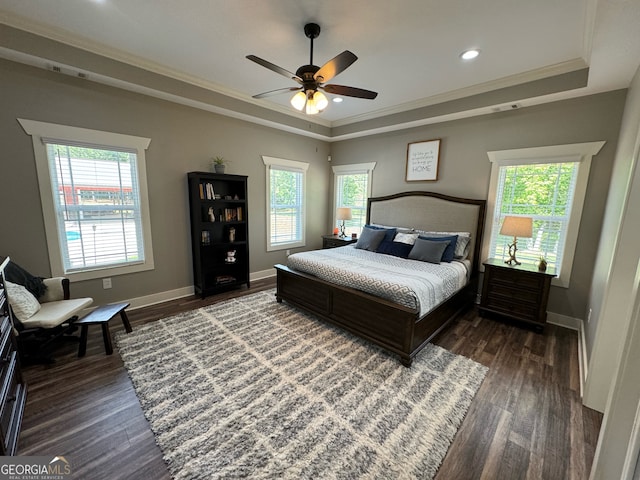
[{"x1": 116, "y1": 290, "x2": 487, "y2": 479}]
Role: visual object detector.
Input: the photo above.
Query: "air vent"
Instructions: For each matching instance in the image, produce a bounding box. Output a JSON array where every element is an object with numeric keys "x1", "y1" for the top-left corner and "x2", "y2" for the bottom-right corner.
[{"x1": 491, "y1": 103, "x2": 522, "y2": 113}]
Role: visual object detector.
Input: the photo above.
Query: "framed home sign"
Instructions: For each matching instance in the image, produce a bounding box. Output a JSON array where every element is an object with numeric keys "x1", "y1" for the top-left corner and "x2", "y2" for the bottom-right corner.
[{"x1": 406, "y1": 139, "x2": 441, "y2": 181}]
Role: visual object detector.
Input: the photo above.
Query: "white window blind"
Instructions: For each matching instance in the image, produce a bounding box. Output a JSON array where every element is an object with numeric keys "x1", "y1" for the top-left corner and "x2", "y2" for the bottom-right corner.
[
  {"x1": 18, "y1": 118, "x2": 154, "y2": 281},
  {"x1": 263, "y1": 156, "x2": 308, "y2": 251},
  {"x1": 332, "y1": 162, "x2": 375, "y2": 235},
  {"x1": 485, "y1": 142, "x2": 605, "y2": 287},
  {"x1": 270, "y1": 167, "x2": 304, "y2": 247},
  {"x1": 489, "y1": 162, "x2": 579, "y2": 272},
  {"x1": 45, "y1": 141, "x2": 145, "y2": 272}
]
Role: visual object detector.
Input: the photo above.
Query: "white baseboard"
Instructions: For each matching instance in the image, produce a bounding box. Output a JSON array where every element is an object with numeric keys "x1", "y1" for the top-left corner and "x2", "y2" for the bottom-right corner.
[
  {"x1": 127, "y1": 286, "x2": 196, "y2": 310},
  {"x1": 547, "y1": 312, "x2": 587, "y2": 398},
  {"x1": 251, "y1": 268, "x2": 276, "y2": 281},
  {"x1": 121, "y1": 270, "x2": 276, "y2": 311}
]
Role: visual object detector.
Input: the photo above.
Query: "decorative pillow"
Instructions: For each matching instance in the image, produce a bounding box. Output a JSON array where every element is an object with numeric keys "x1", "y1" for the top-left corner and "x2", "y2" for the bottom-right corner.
[
  {"x1": 418, "y1": 235, "x2": 458, "y2": 262},
  {"x1": 355, "y1": 227, "x2": 387, "y2": 252},
  {"x1": 408, "y1": 238, "x2": 450, "y2": 264},
  {"x1": 364, "y1": 224, "x2": 397, "y2": 242},
  {"x1": 394, "y1": 232, "x2": 420, "y2": 245},
  {"x1": 376, "y1": 240, "x2": 413, "y2": 259},
  {"x1": 4, "y1": 280, "x2": 41, "y2": 321},
  {"x1": 415, "y1": 231, "x2": 471, "y2": 258},
  {"x1": 5, "y1": 260, "x2": 47, "y2": 298}
]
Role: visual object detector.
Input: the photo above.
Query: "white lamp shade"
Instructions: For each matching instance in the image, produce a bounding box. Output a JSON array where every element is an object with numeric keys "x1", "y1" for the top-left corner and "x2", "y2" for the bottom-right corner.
[
  {"x1": 313, "y1": 91, "x2": 328, "y2": 111},
  {"x1": 290, "y1": 91, "x2": 306, "y2": 111},
  {"x1": 336, "y1": 207, "x2": 353, "y2": 221},
  {"x1": 500, "y1": 216, "x2": 533, "y2": 238}
]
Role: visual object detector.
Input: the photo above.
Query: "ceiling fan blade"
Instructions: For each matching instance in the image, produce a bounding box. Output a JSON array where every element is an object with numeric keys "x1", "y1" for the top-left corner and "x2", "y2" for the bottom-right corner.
[
  {"x1": 252, "y1": 86, "x2": 302, "y2": 99},
  {"x1": 314, "y1": 50, "x2": 358, "y2": 83},
  {"x1": 322, "y1": 84, "x2": 378, "y2": 99},
  {"x1": 246, "y1": 55, "x2": 302, "y2": 83}
]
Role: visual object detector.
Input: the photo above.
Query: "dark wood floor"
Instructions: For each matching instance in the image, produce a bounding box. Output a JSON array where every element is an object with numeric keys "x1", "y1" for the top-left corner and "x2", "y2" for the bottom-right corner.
[{"x1": 18, "y1": 278, "x2": 601, "y2": 480}]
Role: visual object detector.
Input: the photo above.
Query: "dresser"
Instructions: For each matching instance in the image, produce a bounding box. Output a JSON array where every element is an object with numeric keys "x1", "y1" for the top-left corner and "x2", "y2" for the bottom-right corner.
[
  {"x1": 0, "y1": 256, "x2": 28, "y2": 455},
  {"x1": 479, "y1": 258, "x2": 556, "y2": 331}
]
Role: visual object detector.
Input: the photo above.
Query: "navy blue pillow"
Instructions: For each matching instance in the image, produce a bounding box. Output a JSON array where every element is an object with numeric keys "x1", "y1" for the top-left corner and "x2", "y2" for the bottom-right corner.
[
  {"x1": 418, "y1": 235, "x2": 458, "y2": 262},
  {"x1": 376, "y1": 240, "x2": 413, "y2": 259},
  {"x1": 364, "y1": 225, "x2": 396, "y2": 242}
]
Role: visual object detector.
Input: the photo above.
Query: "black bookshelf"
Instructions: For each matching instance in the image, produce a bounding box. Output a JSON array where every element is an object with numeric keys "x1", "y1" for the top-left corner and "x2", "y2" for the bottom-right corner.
[{"x1": 187, "y1": 172, "x2": 249, "y2": 298}]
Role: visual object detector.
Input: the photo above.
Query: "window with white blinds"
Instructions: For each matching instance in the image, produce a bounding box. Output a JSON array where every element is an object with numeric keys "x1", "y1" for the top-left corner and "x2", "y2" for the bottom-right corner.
[
  {"x1": 45, "y1": 142, "x2": 145, "y2": 273},
  {"x1": 332, "y1": 162, "x2": 376, "y2": 235},
  {"x1": 18, "y1": 119, "x2": 154, "y2": 281},
  {"x1": 489, "y1": 162, "x2": 579, "y2": 270},
  {"x1": 263, "y1": 156, "x2": 309, "y2": 251},
  {"x1": 485, "y1": 142, "x2": 605, "y2": 287}
]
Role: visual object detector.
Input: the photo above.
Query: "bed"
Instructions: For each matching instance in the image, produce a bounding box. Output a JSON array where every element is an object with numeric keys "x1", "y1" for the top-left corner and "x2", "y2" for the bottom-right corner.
[{"x1": 274, "y1": 191, "x2": 486, "y2": 366}]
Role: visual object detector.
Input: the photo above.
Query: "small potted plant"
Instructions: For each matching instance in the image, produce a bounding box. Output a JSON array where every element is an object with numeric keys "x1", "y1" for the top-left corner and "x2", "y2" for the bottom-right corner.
[
  {"x1": 211, "y1": 156, "x2": 226, "y2": 174},
  {"x1": 538, "y1": 255, "x2": 548, "y2": 272}
]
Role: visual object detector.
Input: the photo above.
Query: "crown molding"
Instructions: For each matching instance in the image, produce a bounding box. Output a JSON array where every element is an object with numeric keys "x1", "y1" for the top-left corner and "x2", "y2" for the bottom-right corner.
[
  {"x1": 331, "y1": 58, "x2": 588, "y2": 128},
  {"x1": 0, "y1": 10, "x2": 331, "y2": 129}
]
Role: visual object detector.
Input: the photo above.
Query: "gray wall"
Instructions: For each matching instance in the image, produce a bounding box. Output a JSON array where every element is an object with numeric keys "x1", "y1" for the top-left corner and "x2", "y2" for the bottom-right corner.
[
  {"x1": 584, "y1": 64, "x2": 640, "y2": 412},
  {"x1": 0, "y1": 54, "x2": 629, "y2": 320},
  {"x1": 0, "y1": 58, "x2": 331, "y2": 305},
  {"x1": 330, "y1": 91, "x2": 627, "y2": 319}
]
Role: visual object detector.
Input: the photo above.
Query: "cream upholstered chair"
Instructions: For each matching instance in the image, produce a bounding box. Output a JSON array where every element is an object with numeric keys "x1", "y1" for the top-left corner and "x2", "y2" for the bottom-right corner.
[
  {"x1": 3, "y1": 262, "x2": 93, "y2": 363},
  {"x1": 15, "y1": 277, "x2": 93, "y2": 330}
]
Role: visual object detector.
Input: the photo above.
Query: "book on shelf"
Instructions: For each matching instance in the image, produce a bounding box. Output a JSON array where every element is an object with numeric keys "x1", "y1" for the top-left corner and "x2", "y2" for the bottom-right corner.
[
  {"x1": 199, "y1": 182, "x2": 216, "y2": 200},
  {"x1": 223, "y1": 207, "x2": 243, "y2": 222},
  {"x1": 201, "y1": 230, "x2": 210, "y2": 245},
  {"x1": 224, "y1": 208, "x2": 237, "y2": 222}
]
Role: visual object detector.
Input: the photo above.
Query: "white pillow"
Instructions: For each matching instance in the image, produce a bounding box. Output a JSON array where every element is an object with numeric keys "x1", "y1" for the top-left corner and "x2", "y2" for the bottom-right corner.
[
  {"x1": 394, "y1": 232, "x2": 420, "y2": 245},
  {"x1": 4, "y1": 281, "x2": 41, "y2": 321}
]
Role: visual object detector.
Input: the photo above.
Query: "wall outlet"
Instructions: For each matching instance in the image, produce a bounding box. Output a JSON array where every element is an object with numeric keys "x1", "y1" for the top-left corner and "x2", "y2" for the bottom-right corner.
[
  {"x1": 102, "y1": 278, "x2": 112, "y2": 289},
  {"x1": 286, "y1": 249, "x2": 291, "y2": 256},
  {"x1": 587, "y1": 308, "x2": 592, "y2": 323}
]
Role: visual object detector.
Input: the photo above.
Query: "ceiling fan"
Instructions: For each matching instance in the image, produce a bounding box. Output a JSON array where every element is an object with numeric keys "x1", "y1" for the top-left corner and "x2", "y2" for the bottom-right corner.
[{"x1": 246, "y1": 23, "x2": 378, "y2": 115}]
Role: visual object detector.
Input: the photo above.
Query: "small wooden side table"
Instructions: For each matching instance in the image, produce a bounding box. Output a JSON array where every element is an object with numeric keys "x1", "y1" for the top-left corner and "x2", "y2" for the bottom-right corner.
[
  {"x1": 76, "y1": 302, "x2": 132, "y2": 357},
  {"x1": 479, "y1": 258, "x2": 556, "y2": 331},
  {"x1": 322, "y1": 234, "x2": 358, "y2": 249}
]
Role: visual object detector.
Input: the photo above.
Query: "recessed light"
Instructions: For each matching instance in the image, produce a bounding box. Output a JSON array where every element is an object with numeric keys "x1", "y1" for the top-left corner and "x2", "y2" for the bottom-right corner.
[
  {"x1": 332, "y1": 97, "x2": 343, "y2": 103},
  {"x1": 460, "y1": 49, "x2": 480, "y2": 60}
]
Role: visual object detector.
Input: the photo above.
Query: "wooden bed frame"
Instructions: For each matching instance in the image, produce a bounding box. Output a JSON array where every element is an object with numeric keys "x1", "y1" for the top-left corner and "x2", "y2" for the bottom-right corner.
[{"x1": 275, "y1": 191, "x2": 486, "y2": 366}]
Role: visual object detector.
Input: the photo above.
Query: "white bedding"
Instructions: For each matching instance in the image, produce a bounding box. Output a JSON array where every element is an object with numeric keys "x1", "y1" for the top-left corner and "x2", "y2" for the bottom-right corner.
[{"x1": 286, "y1": 245, "x2": 470, "y2": 316}]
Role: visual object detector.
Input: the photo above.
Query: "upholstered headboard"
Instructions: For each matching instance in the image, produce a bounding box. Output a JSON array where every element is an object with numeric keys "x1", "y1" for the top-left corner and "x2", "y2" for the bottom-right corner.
[{"x1": 367, "y1": 191, "x2": 486, "y2": 274}]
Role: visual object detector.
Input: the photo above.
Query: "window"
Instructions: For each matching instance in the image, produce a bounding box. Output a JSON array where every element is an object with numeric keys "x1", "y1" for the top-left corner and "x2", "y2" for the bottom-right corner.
[
  {"x1": 262, "y1": 156, "x2": 309, "y2": 251},
  {"x1": 18, "y1": 119, "x2": 154, "y2": 281},
  {"x1": 332, "y1": 162, "x2": 376, "y2": 235},
  {"x1": 484, "y1": 142, "x2": 604, "y2": 287}
]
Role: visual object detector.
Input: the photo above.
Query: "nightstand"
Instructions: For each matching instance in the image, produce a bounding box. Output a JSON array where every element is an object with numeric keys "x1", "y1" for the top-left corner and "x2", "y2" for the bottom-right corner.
[
  {"x1": 479, "y1": 258, "x2": 556, "y2": 331},
  {"x1": 322, "y1": 234, "x2": 357, "y2": 249}
]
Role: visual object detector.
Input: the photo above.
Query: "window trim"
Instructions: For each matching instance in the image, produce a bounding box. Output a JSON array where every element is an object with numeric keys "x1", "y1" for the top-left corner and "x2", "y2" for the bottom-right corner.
[
  {"x1": 483, "y1": 142, "x2": 605, "y2": 287},
  {"x1": 332, "y1": 162, "x2": 376, "y2": 232},
  {"x1": 262, "y1": 155, "x2": 309, "y2": 252},
  {"x1": 18, "y1": 118, "x2": 154, "y2": 281}
]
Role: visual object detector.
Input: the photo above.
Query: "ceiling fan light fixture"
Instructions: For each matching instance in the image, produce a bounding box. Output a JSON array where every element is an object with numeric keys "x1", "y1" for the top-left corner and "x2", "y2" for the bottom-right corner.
[{"x1": 291, "y1": 90, "x2": 328, "y2": 115}]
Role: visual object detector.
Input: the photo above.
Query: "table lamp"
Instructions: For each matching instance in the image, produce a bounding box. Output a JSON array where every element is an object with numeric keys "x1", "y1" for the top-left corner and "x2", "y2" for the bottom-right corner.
[
  {"x1": 500, "y1": 215, "x2": 533, "y2": 265},
  {"x1": 336, "y1": 207, "x2": 352, "y2": 238}
]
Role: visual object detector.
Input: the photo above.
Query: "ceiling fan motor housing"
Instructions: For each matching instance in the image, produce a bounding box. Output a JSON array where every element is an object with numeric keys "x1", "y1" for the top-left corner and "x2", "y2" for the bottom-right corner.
[{"x1": 304, "y1": 23, "x2": 321, "y2": 40}]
